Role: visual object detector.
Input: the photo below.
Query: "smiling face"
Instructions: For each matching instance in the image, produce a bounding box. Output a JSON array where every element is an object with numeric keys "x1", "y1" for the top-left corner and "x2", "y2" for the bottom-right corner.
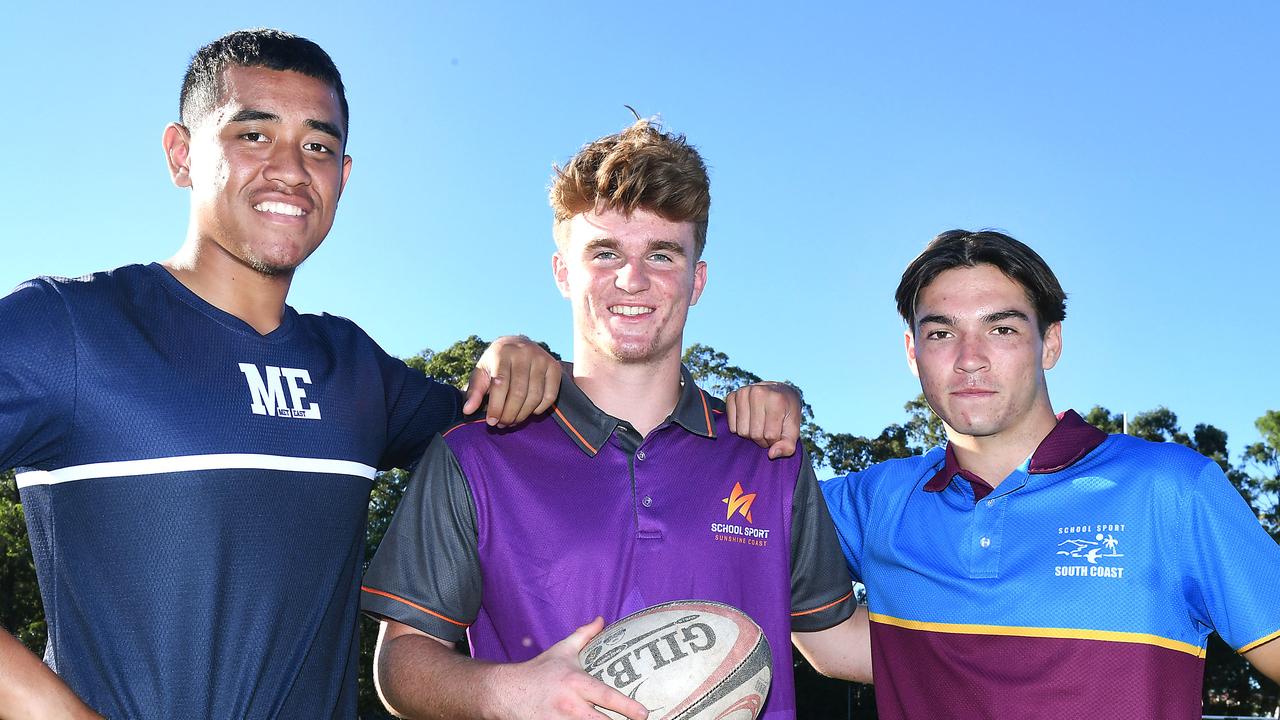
[
  {"x1": 554, "y1": 208, "x2": 706, "y2": 367},
  {"x1": 906, "y1": 263, "x2": 1062, "y2": 442},
  {"x1": 165, "y1": 65, "x2": 352, "y2": 276}
]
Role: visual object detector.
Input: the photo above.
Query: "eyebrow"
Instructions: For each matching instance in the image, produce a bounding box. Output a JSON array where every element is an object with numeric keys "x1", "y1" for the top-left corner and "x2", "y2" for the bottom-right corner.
[
  {"x1": 646, "y1": 240, "x2": 688, "y2": 257},
  {"x1": 228, "y1": 109, "x2": 344, "y2": 142},
  {"x1": 982, "y1": 309, "x2": 1031, "y2": 325},
  {"x1": 917, "y1": 309, "x2": 1031, "y2": 328}
]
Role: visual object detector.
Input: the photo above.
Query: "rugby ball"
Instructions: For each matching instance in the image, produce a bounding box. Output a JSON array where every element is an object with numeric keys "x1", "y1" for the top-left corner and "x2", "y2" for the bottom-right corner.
[{"x1": 579, "y1": 600, "x2": 772, "y2": 720}]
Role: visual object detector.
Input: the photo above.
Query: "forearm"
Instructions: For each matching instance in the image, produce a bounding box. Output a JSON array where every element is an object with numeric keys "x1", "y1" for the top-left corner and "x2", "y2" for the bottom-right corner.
[
  {"x1": 791, "y1": 605, "x2": 873, "y2": 684},
  {"x1": 0, "y1": 630, "x2": 102, "y2": 720},
  {"x1": 377, "y1": 632, "x2": 504, "y2": 719}
]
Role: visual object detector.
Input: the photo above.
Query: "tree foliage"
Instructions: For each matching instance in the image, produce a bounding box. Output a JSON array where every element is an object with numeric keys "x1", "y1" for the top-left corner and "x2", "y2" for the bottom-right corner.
[{"x1": 0, "y1": 470, "x2": 44, "y2": 654}]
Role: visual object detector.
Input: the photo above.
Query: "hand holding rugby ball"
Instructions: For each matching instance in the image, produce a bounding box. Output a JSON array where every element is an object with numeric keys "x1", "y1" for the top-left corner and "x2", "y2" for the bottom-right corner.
[{"x1": 578, "y1": 600, "x2": 772, "y2": 720}]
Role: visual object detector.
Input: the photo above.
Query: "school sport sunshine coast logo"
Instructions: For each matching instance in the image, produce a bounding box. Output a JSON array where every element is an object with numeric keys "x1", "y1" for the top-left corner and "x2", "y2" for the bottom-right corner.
[
  {"x1": 710, "y1": 482, "x2": 771, "y2": 547},
  {"x1": 1054, "y1": 523, "x2": 1127, "y2": 579}
]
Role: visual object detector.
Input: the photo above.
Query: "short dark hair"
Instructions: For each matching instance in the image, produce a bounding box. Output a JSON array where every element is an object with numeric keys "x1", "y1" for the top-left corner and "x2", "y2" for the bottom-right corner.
[
  {"x1": 895, "y1": 229, "x2": 1067, "y2": 335},
  {"x1": 179, "y1": 28, "x2": 349, "y2": 140},
  {"x1": 550, "y1": 117, "x2": 711, "y2": 259}
]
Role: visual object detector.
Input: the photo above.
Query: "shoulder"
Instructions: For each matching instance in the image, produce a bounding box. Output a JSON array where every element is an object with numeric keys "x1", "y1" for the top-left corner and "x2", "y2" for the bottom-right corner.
[
  {"x1": 4, "y1": 264, "x2": 150, "y2": 307},
  {"x1": 439, "y1": 410, "x2": 559, "y2": 456},
  {"x1": 822, "y1": 448, "x2": 945, "y2": 502},
  {"x1": 1089, "y1": 434, "x2": 1219, "y2": 481}
]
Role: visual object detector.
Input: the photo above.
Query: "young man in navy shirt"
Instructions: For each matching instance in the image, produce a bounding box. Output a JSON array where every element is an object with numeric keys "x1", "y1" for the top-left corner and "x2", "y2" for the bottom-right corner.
[
  {"x1": 0, "y1": 29, "x2": 564, "y2": 719},
  {"x1": 361, "y1": 118, "x2": 870, "y2": 719},
  {"x1": 822, "y1": 229, "x2": 1280, "y2": 718}
]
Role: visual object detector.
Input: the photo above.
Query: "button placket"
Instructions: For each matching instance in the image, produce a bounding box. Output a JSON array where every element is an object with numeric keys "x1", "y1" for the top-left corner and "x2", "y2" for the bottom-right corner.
[{"x1": 969, "y1": 494, "x2": 1005, "y2": 578}]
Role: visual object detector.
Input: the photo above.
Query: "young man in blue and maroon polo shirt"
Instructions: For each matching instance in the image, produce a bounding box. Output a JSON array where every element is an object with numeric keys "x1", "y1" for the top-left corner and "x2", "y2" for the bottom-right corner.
[
  {"x1": 821, "y1": 229, "x2": 1280, "y2": 719},
  {"x1": 360, "y1": 118, "x2": 870, "y2": 719}
]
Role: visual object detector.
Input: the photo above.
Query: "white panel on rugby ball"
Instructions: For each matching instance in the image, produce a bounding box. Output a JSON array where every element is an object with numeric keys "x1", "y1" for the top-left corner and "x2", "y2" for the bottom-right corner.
[{"x1": 579, "y1": 600, "x2": 772, "y2": 720}]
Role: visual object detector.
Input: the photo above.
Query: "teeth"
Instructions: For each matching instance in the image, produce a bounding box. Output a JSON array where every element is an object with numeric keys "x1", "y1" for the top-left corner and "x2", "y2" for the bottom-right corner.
[
  {"x1": 254, "y1": 201, "x2": 305, "y2": 216},
  {"x1": 610, "y1": 306, "x2": 653, "y2": 316}
]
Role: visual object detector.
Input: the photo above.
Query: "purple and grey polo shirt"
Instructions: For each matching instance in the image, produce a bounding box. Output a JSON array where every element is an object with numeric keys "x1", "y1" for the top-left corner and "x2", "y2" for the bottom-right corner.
[
  {"x1": 362, "y1": 367, "x2": 855, "y2": 719},
  {"x1": 822, "y1": 410, "x2": 1280, "y2": 719}
]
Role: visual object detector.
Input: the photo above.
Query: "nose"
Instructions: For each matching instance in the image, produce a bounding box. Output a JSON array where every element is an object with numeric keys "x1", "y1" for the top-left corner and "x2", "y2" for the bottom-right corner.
[
  {"x1": 615, "y1": 259, "x2": 650, "y2": 294},
  {"x1": 955, "y1": 335, "x2": 989, "y2": 374},
  {"x1": 263, "y1": 143, "x2": 310, "y2": 187}
]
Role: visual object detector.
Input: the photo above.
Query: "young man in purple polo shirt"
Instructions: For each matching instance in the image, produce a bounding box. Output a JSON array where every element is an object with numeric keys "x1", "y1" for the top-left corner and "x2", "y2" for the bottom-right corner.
[
  {"x1": 360, "y1": 118, "x2": 871, "y2": 719},
  {"x1": 821, "y1": 229, "x2": 1280, "y2": 718}
]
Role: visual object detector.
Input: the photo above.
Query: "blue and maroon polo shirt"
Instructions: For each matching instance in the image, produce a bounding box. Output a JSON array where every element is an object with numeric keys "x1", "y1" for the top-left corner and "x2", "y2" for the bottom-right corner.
[
  {"x1": 362, "y1": 367, "x2": 855, "y2": 719},
  {"x1": 822, "y1": 410, "x2": 1280, "y2": 719}
]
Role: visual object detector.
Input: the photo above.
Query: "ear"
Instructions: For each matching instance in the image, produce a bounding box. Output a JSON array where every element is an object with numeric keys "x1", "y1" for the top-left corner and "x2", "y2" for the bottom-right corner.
[
  {"x1": 1041, "y1": 322, "x2": 1063, "y2": 371},
  {"x1": 163, "y1": 123, "x2": 193, "y2": 188},
  {"x1": 688, "y1": 260, "x2": 708, "y2": 306},
  {"x1": 905, "y1": 329, "x2": 920, "y2": 378},
  {"x1": 338, "y1": 154, "x2": 353, "y2": 196},
  {"x1": 552, "y1": 251, "x2": 571, "y2": 299}
]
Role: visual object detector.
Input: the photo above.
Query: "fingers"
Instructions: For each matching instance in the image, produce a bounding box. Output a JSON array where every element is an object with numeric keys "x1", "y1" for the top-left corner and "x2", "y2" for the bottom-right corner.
[
  {"x1": 472, "y1": 337, "x2": 560, "y2": 427},
  {"x1": 748, "y1": 389, "x2": 782, "y2": 450},
  {"x1": 769, "y1": 420, "x2": 800, "y2": 460},
  {"x1": 532, "y1": 361, "x2": 561, "y2": 416},
  {"x1": 726, "y1": 389, "x2": 740, "y2": 435},
  {"x1": 461, "y1": 367, "x2": 488, "y2": 416},
  {"x1": 493, "y1": 354, "x2": 530, "y2": 427},
  {"x1": 584, "y1": 684, "x2": 649, "y2": 720},
  {"x1": 730, "y1": 382, "x2": 803, "y2": 459},
  {"x1": 728, "y1": 386, "x2": 773, "y2": 449},
  {"x1": 558, "y1": 616, "x2": 606, "y2": 654}
]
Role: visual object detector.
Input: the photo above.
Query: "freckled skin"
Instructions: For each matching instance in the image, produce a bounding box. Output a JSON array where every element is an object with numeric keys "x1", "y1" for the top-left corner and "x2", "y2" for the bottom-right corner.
[{"x1": 553, "y1": 209, "x2": 706, "y2": 368}]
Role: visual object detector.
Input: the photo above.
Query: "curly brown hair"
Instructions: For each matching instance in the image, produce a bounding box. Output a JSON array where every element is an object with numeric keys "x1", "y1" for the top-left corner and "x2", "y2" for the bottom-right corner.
[{"x1": 550, "y1": 117, "x2": 710, "y2": 258}]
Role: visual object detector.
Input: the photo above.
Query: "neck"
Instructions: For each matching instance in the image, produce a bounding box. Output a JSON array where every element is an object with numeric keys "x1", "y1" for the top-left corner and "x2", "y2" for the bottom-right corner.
[
  {"x1": 571, "y1": 347, "x2": 683, "y2": 438},
  {"x1": 946, "y1": 404, "x2": 1060, "y2": 489},
  {"x1": 162, "y1": 233, "x2": 294, "y2": 335}
]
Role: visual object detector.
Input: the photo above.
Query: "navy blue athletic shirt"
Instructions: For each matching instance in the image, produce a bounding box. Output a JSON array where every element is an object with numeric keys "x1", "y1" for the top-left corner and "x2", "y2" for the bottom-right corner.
[{"x1": 1, "y1": 264, "x2": 461, "y2": 718}]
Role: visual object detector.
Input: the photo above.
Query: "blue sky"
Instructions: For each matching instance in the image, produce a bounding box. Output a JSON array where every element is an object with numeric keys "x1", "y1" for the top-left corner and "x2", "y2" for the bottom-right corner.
[{"x1": 2, "y1": 2, "x2": 1276, "y2": 466}]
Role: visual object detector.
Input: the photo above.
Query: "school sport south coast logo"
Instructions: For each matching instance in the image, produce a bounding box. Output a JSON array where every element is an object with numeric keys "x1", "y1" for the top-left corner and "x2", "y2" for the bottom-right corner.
[
  {"x1": 710, "y1": 482, "x2": 771, "y2": 547},
  {"x1": 1054, "y1": 522, "x2": 1127, "y2": 580},
  {"x1": 238, "y1": 363, "x2": 322, "y2": 420}
]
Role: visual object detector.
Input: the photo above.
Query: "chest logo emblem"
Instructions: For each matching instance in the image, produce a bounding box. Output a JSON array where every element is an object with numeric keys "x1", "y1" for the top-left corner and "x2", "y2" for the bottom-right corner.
[
  {"x1": 1054, "y1": 524, "x2": 1127, "y2": 579},
  {"x1": 238, "y1": 363, "x2": 322, "y2": 420},
  {"x1": 722, "y1": 481, "x2": 758, "y2": 523},
  {"x1": 711, "y1": 482, "x2": 770, "y2": 547}
]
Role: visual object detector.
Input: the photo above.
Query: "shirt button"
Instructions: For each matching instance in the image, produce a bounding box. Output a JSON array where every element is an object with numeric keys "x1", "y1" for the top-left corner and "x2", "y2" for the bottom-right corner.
[
  {"x1": 642, "y1": 495, "x2": 653, "y2": 507},
  {"x1": 637, "y1": 450, "x2": 647, "y2": 461},
  {"x1": 986, "y1": 499, "x2": 995, "y2": 508},
  {"x1": 979, "y1": 536, "x2": 991, "y2": 548}
]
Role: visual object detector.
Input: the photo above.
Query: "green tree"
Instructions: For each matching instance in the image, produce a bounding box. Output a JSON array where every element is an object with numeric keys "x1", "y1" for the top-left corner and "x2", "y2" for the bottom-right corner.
[
  {"x1": 682, "y1": 343, "x2": 829, "y2": 467},
  {"x1": 1242, "y1": 410, "x2": 1280, "y2": 539},
  {"x1": 0, "y1": 470, "x2": 44, "y2": 654},
  {"x1": 903, "y1": 394, "x2": 946, "y2": 451}
]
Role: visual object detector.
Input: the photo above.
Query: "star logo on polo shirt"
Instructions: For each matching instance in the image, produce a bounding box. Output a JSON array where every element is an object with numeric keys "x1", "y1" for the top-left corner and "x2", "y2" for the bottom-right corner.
[{"x1": 722, "y1": 482, "x2": 757, "y2": 524}]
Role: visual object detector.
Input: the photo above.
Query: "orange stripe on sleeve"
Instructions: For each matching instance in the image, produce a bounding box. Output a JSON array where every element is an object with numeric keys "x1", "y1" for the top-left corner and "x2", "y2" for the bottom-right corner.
[
  {"x1": 792, "y1": 589, "x2": 853, "y2": 617},
  {"x1": 360, "y1": 586, "x2": 469, "y2": 628}
]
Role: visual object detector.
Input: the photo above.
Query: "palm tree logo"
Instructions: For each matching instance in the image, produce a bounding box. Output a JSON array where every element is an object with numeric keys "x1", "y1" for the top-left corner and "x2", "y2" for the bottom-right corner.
[{"x1": 1098, "y1": 533, "x2": 1123, "y2": 558}]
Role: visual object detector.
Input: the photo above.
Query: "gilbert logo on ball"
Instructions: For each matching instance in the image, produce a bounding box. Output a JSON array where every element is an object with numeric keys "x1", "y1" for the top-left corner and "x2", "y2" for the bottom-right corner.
[{"x1": 579, "y1": 600, "x2": 772, "y2": 720}]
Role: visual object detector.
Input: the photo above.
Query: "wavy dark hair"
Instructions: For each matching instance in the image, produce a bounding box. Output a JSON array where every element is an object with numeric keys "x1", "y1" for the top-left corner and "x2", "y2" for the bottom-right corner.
[{"x1": 896, "y1": 229, "x2": 1067, "y2": 335}]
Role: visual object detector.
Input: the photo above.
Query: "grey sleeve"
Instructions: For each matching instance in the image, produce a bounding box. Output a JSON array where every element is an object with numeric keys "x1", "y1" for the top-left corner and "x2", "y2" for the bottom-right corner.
[
  {"x1": 789, "y1": 452, "x2": 857, "y2": 632},
  {"x1": 360, "y1": 434, "x2": 481, "y2": 643}
]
